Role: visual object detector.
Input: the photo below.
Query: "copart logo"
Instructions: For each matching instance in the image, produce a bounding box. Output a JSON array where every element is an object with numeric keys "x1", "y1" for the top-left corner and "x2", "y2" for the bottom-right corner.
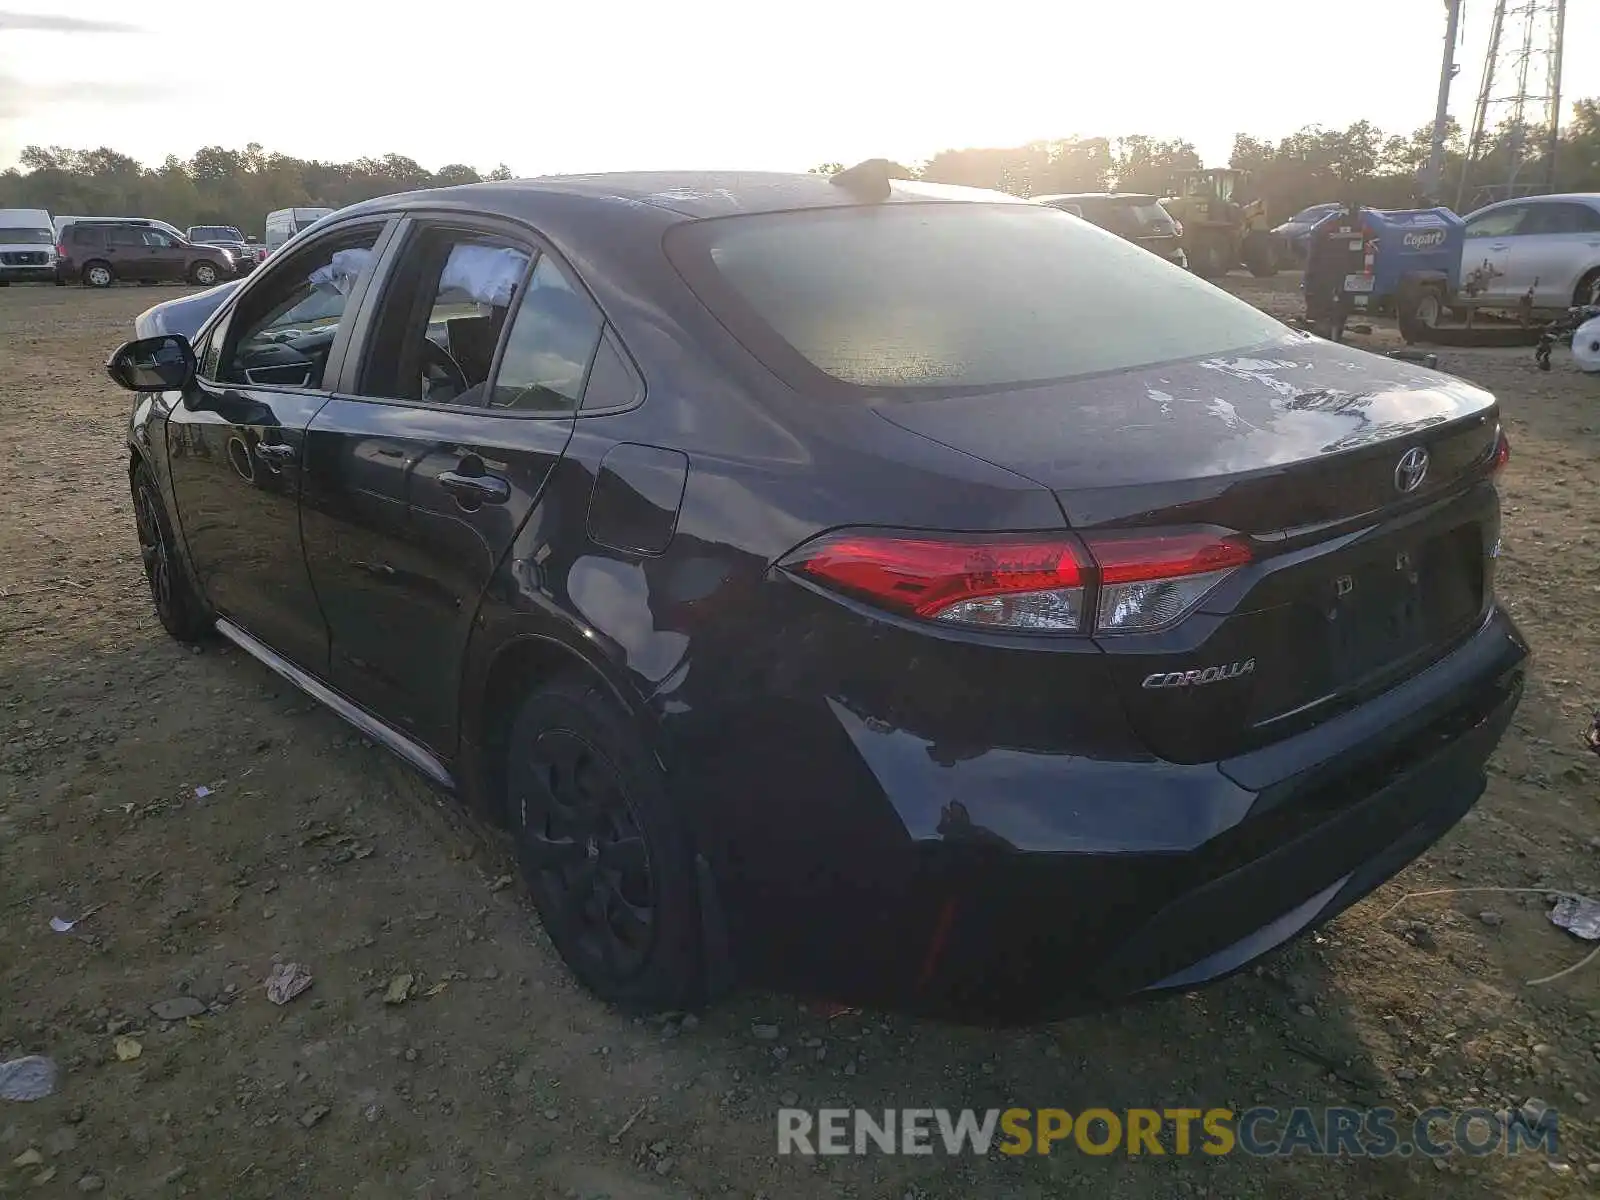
[
  {"x1": 1402, "y1": 229, "x2": 1447, "y2": 250},
  {"x1": 1142, "y1": 660, "x2": 1256, "y2": 689}
]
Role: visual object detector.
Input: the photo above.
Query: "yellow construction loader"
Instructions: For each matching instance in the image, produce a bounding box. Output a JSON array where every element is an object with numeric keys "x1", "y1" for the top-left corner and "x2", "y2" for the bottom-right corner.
[{"x1": 1162, "y1": 169, "x2": 1278, "y2": 279}]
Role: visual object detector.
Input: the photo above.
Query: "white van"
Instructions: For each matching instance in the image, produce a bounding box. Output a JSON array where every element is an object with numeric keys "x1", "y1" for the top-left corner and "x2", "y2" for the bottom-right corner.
[
  {"x1": 0, "y1": 208, "x2": 57, "y2": 285},
  {"x1": 264, "y1": 207, "x2": 334, "y2": 254}
]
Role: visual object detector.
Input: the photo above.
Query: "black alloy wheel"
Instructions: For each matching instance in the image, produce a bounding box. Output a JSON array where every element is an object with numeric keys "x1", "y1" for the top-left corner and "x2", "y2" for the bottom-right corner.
[
  {"x1": 131, "y1": 464, "x2": 208, "y2": 641},
  {"x1": 506, "y1": 680, "x2": 703, "y2": 1011},
  {"x1": 519, "y1": 728, "x2": 657, "y2": 978}
]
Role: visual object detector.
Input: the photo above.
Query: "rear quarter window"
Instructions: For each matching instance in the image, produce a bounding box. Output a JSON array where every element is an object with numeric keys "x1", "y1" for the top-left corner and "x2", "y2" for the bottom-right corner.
[{"x1": 667, "y1": 203, "x2": 1286, "y2": 396}]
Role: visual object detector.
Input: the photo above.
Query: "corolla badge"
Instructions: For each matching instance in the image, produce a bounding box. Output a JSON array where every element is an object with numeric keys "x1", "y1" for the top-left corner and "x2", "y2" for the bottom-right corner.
[
  {"x1": 1142, "y1": 659, "x2": 1256, "y2": 689},
  {"x1": 1394, "y1": 446, "x2": 1430, "y2": 493}
]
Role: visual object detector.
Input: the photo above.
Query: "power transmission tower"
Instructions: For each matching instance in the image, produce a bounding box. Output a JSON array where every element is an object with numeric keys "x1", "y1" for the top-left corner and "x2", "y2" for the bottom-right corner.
[{"x1": 1455, "y1": 0, "x2": 1567, "y2": 211}]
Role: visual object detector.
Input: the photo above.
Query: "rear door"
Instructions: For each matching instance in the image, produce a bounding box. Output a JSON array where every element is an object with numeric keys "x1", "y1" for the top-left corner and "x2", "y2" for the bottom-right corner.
[
  {"x1": 302, "y1": 213, "x2": 606, "y2": 753},
  {"x1": 105, "y1": 225, "x2": 153, "y2": 279},
  {"x1": 1514, "y1": 201, "x2": 1600, "y2": 306},
  {"x1": 1462, "y1": 203, "x2": 1530, "y2": 300},
  {"x1": 164, "y1": 218, "x2": 393, "y2": 670}
]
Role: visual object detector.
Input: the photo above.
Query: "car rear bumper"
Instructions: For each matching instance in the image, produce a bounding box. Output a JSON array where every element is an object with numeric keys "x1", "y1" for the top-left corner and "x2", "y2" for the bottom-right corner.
[
  {"x1": 1136, "y1": 233, "x2": 1187, "y2": 268},
  {"x1": 710, "y1": 605, "x2": 1526, "y2": 1022}
]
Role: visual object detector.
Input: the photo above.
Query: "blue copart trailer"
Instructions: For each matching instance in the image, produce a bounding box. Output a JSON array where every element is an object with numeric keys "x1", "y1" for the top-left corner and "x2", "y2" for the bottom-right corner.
[{"x1": 1308, "y1": 205, "x2": 1465, "y2": 308}]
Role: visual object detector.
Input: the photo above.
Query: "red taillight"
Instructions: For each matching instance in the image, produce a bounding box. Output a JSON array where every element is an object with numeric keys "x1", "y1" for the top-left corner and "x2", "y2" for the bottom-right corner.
[
  {"x1": 782, "y1": 527, "x2": 1251, "y2": 635},
  {"x1": 1490, "y1": 427, "x2": 1511, "y2": 474},
  {"x1": 782, "y1": 532, "x2": 1089, "y2": 631},
  {"x1": 1084, "y1": 529, "x2": 1252, "y2": 634},
  {"x1": 55, "y1": 243, "x2": 65, "y2": 258},
  {"x1": 1084, "y1": 530, "x2": 1253, "y2": 584}
]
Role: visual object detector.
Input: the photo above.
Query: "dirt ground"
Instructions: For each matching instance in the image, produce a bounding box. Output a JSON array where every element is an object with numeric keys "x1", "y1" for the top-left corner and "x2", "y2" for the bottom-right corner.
[{"x1": 1, "y1": 276, "x2": 1597, "y2": 1200}]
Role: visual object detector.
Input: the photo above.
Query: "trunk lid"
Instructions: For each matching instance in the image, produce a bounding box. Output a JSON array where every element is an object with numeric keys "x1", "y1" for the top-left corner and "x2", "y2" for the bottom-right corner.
[
  {"x1": 874, "y1": 335, "x2": 1504, "y2": 761},
  {"x1": 871, "y1": 334, "x2": 1498, "y2": 533}
]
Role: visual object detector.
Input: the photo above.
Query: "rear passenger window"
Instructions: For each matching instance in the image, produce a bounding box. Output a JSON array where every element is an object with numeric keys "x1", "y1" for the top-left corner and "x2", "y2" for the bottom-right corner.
[
  {"x1": 488, "y1": 256, "x2": 604, "y2": 412},
  {"x1": 358, "y1": 226, "x2": 532, "y2": 406},
  {"x1": 109, "y1": 227, "x2": 144, "y2": 247},
  {"x1": 580, "y1": 330, "x2": 642, "y2": 412},
  {"x1": 1524, "y1": 203, "x2": 1600, "y2": 235}
]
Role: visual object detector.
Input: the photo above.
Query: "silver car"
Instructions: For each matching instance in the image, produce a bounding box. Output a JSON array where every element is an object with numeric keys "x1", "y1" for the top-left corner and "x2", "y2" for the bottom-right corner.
[{"x1": 1461, "y1": 193, "x2": 1600, "y2": 309}]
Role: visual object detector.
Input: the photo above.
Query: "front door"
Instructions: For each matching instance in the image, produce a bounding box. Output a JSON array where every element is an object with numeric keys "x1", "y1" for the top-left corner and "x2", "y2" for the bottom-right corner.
[
  {"x1": 1462, "y1": 203, "x2": 1529, "y2": 301},
  {"x1": 140, "y1": 229, "x2": 186, "y2": 281},
  {"x1": 164, "y1": 219, "x2": 391, "y2": 671},
  {"x1": 302, "y1": 217, "x2": 601, "y2": 754}
]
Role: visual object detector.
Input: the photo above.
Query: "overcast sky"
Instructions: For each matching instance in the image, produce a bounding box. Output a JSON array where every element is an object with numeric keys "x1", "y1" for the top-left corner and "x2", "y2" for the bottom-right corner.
[{"x1": 2, "y1": 1, "x2": 1595, "y2": 176}]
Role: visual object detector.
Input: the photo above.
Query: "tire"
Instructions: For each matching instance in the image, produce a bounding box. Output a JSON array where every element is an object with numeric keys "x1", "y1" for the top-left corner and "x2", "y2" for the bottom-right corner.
[
  {"x1": 1243, "y1": 230, "x2": 1277, "y2": 277},
  {"x1": 82, "y1": 261, "x2": 113, "y2": 288},
  {"x1": 131, "y1": 462, "x2": 210, "y2": 642},
  {"x1": 1575, "y1": 268, "x2": 1600, "y2": 309},
  {"x1": 506, "y1": 678, "x2": 703, "y2": 1012},
  {"x1": 189, "y1": 260, "x2": 220, "y2": 286},
  {"x1": 1397, "y1": 282, "x2": 1445, "y2": 346},
  {"x1": 1189, "y1": 236, "x2": 1230, "y2": 278}
]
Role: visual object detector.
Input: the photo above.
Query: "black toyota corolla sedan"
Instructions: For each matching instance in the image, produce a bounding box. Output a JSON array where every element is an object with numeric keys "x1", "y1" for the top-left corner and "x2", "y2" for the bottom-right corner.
[{"x1": 107, "y1": 162, "x2": 1526, "y2": 1023}]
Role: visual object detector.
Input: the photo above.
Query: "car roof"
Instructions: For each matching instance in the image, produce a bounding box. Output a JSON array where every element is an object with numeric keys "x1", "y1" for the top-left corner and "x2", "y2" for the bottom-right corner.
[
  {"x1": 1467, "y1": 192, "x2": 1600, "y2": 217},
  {"x1": 1034, "y1": 192, "x2": 1158, "y2": 204},
  {"x1": 333, "y1": 171, "x2": 1028, "y2": 224}
]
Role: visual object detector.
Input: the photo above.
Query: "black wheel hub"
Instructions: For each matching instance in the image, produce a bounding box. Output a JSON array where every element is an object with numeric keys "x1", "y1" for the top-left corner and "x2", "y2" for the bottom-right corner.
[
  {"x1": 516, "y1": 730, "x2": 655, "y2": 978},
  {"x1": 134, "y1": 483, "x2": 173, "y2": 615}
]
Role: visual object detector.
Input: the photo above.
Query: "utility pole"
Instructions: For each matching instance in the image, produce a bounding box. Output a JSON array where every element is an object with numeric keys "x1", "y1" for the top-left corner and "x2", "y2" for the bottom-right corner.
[{"x1": 1423, "y1": 0, "x2": 1463, "y2": 203}]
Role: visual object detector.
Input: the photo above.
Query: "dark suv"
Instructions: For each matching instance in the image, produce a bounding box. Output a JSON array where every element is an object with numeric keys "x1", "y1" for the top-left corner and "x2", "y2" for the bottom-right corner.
[
  {"x1": 61, "y1": 222, "x2": 235, "y2": 288},
  {"x1": 186, "y1": 225, "x2": 261, "y2": 274},
  {"x1": 1035, "y1": 193, "x2": 1187, "y2": 268}
]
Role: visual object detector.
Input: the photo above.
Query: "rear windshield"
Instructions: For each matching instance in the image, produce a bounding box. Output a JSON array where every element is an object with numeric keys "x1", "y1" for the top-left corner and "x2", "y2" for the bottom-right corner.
[
  {"x1": 668, "y1": 203, "x2": 1285, "y2": 394},
  {"x1": 1105, "y1": 199, "x2": 1173, "y2": 235},
  {"x1": 191, "y1": 227, "x2": 242, "y2": 241},
  {"x1": 0, "y1": 227, "x2": 53, "y2": 243}
]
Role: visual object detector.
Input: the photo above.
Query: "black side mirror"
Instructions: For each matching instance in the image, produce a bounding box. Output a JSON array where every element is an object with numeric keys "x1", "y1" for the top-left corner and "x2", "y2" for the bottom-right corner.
[{"x1": 106, "y1": 335, "x2": 195, "y2": 392}]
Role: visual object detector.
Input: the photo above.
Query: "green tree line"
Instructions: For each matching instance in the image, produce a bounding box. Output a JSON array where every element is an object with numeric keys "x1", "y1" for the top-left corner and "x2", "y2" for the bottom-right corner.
[
  {"x1": 3, "y1": 101, "x2": 1598, "y2": 234},
  {"x1": 843, "y1": 102, "x2": 1600, "y2": 219},
  {"x1": 0, "y1": 145, "x2": 514, "y2": 234}
]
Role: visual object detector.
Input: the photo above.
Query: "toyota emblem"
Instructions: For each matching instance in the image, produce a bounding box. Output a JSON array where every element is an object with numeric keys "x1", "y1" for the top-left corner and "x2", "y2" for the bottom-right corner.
[{"x1": 1394, "y1": 447, "x2": 1429, "y2": 493}]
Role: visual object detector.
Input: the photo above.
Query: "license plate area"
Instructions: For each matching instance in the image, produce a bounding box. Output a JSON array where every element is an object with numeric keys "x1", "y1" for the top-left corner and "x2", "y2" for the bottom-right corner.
[
  {"x1": 1326, "y1": 527, "x2": 1481, "y2": 686},
  {"x1": 1342, "y1": 273, "x2": 1375, "y2": 293}
]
